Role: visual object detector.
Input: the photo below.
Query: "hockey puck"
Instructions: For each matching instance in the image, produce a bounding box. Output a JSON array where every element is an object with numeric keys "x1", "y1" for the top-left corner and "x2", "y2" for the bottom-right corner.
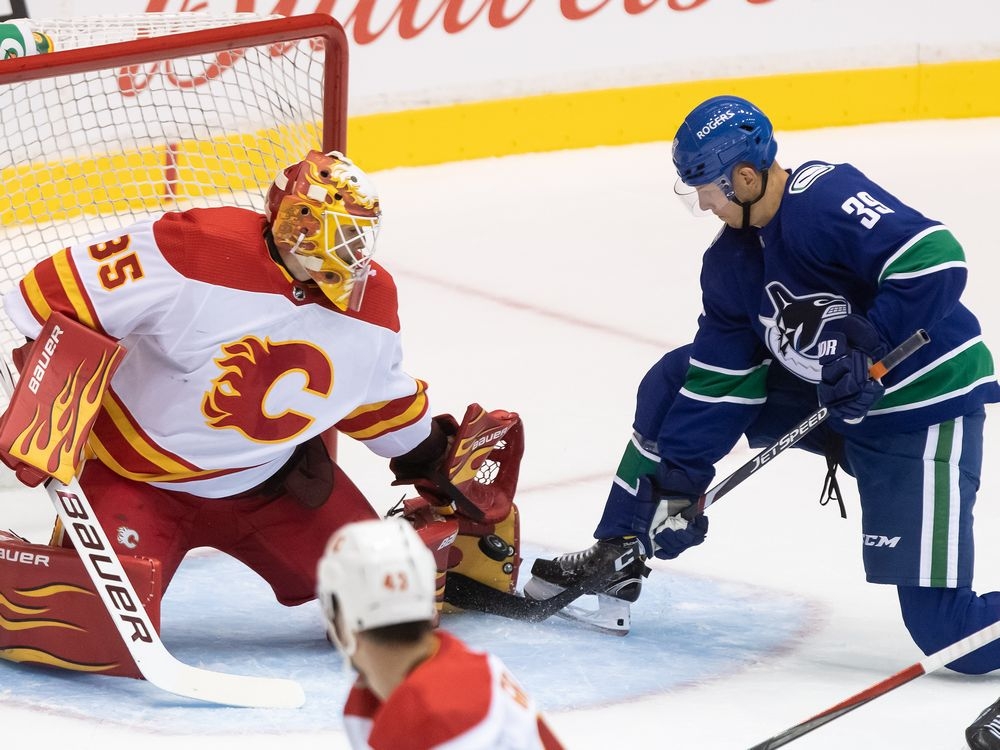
[{"x1": 479, "y1": 533, "x2": 513, "y2": 561}]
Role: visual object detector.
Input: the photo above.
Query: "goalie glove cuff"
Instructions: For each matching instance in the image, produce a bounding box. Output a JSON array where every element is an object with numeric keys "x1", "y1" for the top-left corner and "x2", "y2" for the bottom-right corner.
[{"x1": 388, "y1": 415, "x2": 456, "y2": 485}]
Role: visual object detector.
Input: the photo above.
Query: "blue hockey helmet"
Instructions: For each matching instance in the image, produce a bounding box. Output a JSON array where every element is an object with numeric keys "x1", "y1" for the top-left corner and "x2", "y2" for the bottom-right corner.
[{"x1": 672, "y1": 95, "x2": 777, "y2": 187}]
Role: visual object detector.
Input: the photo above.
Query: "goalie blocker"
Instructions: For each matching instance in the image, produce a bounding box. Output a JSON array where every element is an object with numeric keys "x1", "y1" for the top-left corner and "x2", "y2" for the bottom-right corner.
[{"x1": 0, "y1": 311, "x2": 125, "y2": 486}]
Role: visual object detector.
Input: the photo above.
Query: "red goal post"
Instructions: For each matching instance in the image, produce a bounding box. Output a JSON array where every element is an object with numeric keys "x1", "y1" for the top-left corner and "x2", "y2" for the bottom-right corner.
[{"x1": 0, "y1": 12, "x2": 348, "y2": 462}]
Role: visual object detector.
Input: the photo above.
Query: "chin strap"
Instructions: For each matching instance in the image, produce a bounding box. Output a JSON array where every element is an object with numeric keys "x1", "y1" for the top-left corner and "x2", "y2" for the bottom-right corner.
[{"x1": 737, "y1": 168, "x2": 769, "y2": 229}]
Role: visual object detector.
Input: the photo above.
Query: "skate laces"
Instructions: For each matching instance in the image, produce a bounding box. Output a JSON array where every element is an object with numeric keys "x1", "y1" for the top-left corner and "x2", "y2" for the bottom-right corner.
[{"x1": 555, "y1": 546, "x2": 596, "y2": 567}]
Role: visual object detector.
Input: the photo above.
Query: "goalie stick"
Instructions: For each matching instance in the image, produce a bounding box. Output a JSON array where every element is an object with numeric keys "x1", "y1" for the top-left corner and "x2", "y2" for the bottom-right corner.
[
  {"x1": 47, "y1": 476, "x2": 306, "y2": 708},
  {"x1": 0, "y1": 323, "x2": 304, "y2": 708},
  {"x1": 444, "y1": 558, "x2": 624, "y2": 622},
  {"x1": 451, "y1": 329, "x2": 930, "y2": 626},
  {"x1": 746, "y1": 617, "x2": 1000, "y2": 748}
]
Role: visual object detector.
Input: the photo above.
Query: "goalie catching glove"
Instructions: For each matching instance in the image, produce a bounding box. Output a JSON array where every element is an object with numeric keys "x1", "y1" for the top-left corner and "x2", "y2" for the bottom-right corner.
[{"x1": 390, "y1": 403, "x2": 525, "y2": 601}]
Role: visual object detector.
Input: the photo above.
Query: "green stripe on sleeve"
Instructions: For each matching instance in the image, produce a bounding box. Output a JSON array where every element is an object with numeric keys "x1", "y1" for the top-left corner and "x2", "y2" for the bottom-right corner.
[
  {"x1": 875, "y1": 341, "x2": 995, "y2": 412},
  {"x1": 880, "y1": 228, "x2": 965, "y2": 283}
]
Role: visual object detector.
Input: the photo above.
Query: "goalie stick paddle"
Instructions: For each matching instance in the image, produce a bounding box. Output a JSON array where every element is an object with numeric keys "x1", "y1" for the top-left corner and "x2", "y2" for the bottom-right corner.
[
  {"x1": 0, "y1": 336, "x2": 303, "y2": 708},
  {"x1": 47, "y1": 477, "x2": 306, "y2": 709},
  {"x1": 746, "y1": 617, "x2": 1000, "y2": 749},
  {"x1": 673, "y1": 327, "x2": 931, "y2": 523},
  {"x1": 444, "y1": 566, "x2": 620, "y2": 622}
]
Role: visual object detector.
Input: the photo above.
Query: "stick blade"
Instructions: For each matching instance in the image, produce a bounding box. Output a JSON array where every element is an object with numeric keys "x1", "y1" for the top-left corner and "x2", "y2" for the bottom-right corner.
[{"x1": 157, "y1": 663, "x2": 306, "y2": 708}]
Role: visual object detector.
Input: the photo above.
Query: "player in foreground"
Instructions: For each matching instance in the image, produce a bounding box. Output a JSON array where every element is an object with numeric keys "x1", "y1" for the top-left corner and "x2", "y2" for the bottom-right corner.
[
  {"x1": 524, "y1": 95, "x2": 1000, "y2": 741},
  {"x1": 0, "y1": 150, "x2": 521, "y2": 677},
  {"x1": 317, "y1": 517, "x2": 563, "y2": 750}
]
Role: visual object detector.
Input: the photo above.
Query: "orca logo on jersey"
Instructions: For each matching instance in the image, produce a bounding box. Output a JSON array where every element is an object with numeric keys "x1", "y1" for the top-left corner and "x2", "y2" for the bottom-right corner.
[
  {"x1": 759, "y1": 281, "x2": 851, "y2": 382},
  {"x1": 202, "y1": 336, "x2": 333, "y2": 443}
]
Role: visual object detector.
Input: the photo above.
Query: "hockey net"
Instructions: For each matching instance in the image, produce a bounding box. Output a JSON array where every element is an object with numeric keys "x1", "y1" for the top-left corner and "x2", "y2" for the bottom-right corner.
[
  {"x1": 0, "y1": 12, "x2": 347, "y2": 362},
  {"x1": 0, "y1": 12, "x2": 348, "y2": 493}
]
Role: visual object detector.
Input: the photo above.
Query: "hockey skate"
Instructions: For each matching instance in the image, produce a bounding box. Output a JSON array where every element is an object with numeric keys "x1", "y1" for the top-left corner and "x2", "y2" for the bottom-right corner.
[
  {"x1": 522, "y1": 537, "x2": 649, "y2": 636},
  {"x1": 967, "y1": 697, "x2": 1000, "y2": 749}
]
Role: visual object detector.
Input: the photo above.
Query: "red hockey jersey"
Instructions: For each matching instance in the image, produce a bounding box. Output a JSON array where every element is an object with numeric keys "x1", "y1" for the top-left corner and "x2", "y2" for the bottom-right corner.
[{"x1": 343, "y1": 631, "x2": 564, "y2": 750}]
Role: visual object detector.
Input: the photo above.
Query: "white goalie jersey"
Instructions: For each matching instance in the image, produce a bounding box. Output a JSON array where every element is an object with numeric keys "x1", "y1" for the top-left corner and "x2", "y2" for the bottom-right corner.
[{"x1": 2, "y1": 206, "x2": 433, "y2": 498}]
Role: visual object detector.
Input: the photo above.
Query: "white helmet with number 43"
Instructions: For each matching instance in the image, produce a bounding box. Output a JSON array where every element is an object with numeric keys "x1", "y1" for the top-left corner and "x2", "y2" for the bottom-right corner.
[{"x1": 316, "y1": 518, "x2": 437, "y2": 656}]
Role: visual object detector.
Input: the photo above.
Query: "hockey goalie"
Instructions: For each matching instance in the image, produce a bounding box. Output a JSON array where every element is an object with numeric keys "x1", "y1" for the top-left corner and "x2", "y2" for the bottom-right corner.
[{"x1": 0, "y1": 150, "x2": 526, "y2": 680}]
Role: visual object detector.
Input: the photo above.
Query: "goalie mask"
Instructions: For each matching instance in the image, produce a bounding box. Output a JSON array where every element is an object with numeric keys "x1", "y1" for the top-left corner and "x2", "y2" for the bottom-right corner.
[
  {"x1": 316, "y1": 519, "x2": 437, "y2": 656},
  {"x1": 265, "y1": 150, "x2": 381, "y2": 311}
]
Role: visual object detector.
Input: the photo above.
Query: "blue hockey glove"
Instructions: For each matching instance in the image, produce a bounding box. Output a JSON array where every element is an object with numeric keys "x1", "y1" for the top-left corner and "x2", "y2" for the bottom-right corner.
[
  {"x1": 651, "y1": 511, "x2": 710, "y2": 560},
  {"x1": 817, "y1": 315, "x2": 888, "y2": 423},
  {"x1": 638, "y1": 475, "x2": 709, "y2": 560}
]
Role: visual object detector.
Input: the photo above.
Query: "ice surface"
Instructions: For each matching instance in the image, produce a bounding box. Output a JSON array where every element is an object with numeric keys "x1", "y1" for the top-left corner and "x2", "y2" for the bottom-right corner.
[{"x1": 2, "y1": 118, "x2": 1000, "y2": 749}]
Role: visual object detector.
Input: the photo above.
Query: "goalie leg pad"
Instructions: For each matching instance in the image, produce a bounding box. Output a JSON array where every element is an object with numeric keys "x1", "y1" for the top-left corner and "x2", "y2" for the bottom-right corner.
[
  {"x1": 442, "y1": 505, "x2": 521, "y2": 610},
  {"x1": 0, "y1": 529, "x2": 162, "y2": 678},
  {"x1": 402, "y1": 502, "x2": 459, "y2": 615}
]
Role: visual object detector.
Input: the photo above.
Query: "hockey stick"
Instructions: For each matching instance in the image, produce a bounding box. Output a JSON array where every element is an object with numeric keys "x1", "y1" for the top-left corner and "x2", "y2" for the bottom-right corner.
[
  {"x1": 47, "y1": 476, "x2": 306, "y2": 708},
  {"x1": 670, "y1": 327, "x2": 931, "y2": 522},
  {"x1": 458, "y1": 330, "x2": 930, "y2": 625},
  {"x1": 0, "y1": 339, "x2": 304, "y2": 708},
  {"x1": 746, "y1": 617, "x2": 1000, "y2": 748},
  {"x1": 445, "y1": 568, "x2": 619, "y2": 623}
]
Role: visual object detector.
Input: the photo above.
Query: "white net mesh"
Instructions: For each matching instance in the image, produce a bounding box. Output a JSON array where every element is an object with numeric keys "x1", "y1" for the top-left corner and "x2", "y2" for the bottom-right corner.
[{"x1": 0, "y1": 12, "x2": 342, "y2": 358}]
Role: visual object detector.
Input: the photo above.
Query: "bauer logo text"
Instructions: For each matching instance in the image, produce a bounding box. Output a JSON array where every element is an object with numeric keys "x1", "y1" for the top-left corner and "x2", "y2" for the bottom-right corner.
[
  {"x1": 27, "y1": 323, "x2": 63, "y2": 394},
  {"x1": 54, "y1": 489, "x2": 154, "y2": 644},
  {"x1": 0, "y1": 548, "x2": 49, "y2": 566}
]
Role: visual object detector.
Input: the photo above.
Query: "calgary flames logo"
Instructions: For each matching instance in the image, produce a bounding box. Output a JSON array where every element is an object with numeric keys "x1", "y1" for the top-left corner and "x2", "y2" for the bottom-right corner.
[{"x1": 201, "y1": 336, "x2": 333, "y2": 443}]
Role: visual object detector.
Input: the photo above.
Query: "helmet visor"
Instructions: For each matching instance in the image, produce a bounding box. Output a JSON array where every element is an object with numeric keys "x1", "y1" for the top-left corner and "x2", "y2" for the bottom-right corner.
[{"x1": 673, "y1": 174, "x2": 736, "y2": 216}]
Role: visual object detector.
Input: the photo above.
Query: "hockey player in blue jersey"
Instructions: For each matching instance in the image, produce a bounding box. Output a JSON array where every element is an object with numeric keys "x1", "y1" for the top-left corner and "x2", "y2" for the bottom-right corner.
[{"x1": 524, "y1": 95, "x2": 1000, "y2": 747}]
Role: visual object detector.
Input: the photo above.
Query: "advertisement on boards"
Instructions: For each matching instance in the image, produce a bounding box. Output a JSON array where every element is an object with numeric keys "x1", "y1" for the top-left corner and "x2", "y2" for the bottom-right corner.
[{"x1": 3, "y1": 0, "x2": 999, "y2": 115}]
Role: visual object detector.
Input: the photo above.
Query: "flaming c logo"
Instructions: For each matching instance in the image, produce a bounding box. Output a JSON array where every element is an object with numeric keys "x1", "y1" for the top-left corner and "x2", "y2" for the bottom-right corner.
[{"x1": 201, "y1": 336, "x2": 333, "y2": 443}]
